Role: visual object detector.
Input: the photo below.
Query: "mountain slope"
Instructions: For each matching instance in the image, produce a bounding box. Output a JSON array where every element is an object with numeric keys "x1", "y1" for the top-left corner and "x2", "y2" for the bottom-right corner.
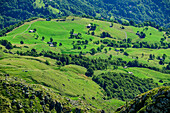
[
  {"x1": 0, "y1": 0, "x2": 169, "y2": 30},
  {"x1": 116, "y1": 86, "x2": 170, "y2": 113},
  {"x1": 0, "y1": 74, "x2": 102, "y2": 112},
  {"x1": 0, "y1": 17, "x2": 169, "y2": 112}
]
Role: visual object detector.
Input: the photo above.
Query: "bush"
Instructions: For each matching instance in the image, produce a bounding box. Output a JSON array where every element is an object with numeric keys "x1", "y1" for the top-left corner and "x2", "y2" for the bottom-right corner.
[
  {"x1": 85, "y1": 68, "x2": 94, "y2": 77},
  {"x1": 20, "y1": 41, "x2": 24, "y2": 44}
]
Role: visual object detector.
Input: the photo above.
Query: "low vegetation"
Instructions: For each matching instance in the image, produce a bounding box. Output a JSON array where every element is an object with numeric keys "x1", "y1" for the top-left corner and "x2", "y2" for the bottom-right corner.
[{"x1": 0, "y1": 16, "x2": 169, "y2": 112}]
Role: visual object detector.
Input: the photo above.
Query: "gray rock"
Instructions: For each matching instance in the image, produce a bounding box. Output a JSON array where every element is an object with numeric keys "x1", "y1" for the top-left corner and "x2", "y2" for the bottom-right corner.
[
  {"x1": 75, "y1": 108, "x2": 81, "y2": 113},
  {"x1": 44, "y1": 95, "x2": 49, "y2": 104},
  {"x1": 49, "y1": 100, "x2": 55, "y2": 110},
  {"x1": 55, "y1": 101, "x2": 63, "y2": 113},
  {"x1": 12, "y1": 99, "x2": 17, "y2": 106},
  {"x1": 25, "y1": 92, "x2": 29, "y2": 98},
  {"x1": 40, "y1": 100, "x2": 45, "y2": 105},
  {"x1": 29, "y1": 101, "x2": 33, "y2": 108},
  {"x1": 129, "y1": 108, "x2": 135, "y2": 113},
  {"x1": 30, "y1": 95, "x2": 35, "y2": 99},
  {"x1": 17, "y1": 102, "x2": 23, "y2": 109}
]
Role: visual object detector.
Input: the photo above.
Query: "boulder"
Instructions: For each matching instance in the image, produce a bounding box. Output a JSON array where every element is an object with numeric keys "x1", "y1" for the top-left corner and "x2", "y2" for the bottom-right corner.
[
  {"x1": 49, "y1": 100, "x2": 55, "y2": 110},
  {"x1": 11, "y1": 99, "x2": 17, "y2": 106},
  {"x1": 40, "y1": 100, "x2": 45, "y2": 105},
  {"x1": 55, "y1": 101, "x2": 63, "y2": 113},
  {"x1": 44, "y1": 95, "x2": 49, "y2": 104},
  {"x1": 30, "y1": 95, "x2": 35, "y2": 99},
  {"x1": 25, "y1": 92, "x2": 29, "y2": 98},
  {"x1": 101, "y1": 110, "x2": 105, "y2": 113},
  {"x1": 17, "y1": 102, "x2": 23, "y2": 110},
  {"x1": 29, "y1": 101, "x2": 33, "y2": 108},
  {"x1": 92, "y1": 97, "x2": 95, "y2": 99},
  {"x1": 75, "y1": 108, "x2": 81, "y2": 113}
]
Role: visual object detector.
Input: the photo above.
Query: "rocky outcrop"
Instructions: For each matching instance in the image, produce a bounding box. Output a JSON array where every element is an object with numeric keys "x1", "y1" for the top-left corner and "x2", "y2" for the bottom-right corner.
[
  {"x1": 116, "y1": 86, "x2": 170, "y2": 113},
  {"x1": 0, "y1": 74, "x2": 103, "y2": 113}
]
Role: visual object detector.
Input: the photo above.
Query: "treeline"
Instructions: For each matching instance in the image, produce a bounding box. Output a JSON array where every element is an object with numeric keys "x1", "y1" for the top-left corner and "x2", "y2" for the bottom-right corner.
[
  {"x1": 16, "y1": 49, "x2": 126, "y2": 71},
  {"x1": 0, "y1": 38, "x2": 169, "y2": 74},
  {"x1": 127, "y1": 60, "x2": 170, "y2": 74},
  {"x1": 0, "y1": 40, "x2": 13, "y2": 49},
  {"x1": 92, "y1": 72, "x2": 158, "y2": 101},
  {"x1": 1, "y1": 0, "x2": 170, "y2": 31},
  {"x1": 0, "y1": 0, "x2": 61, "y2": 30},
  {"x1": 82, "y1": 15, "x2": 169, "y2": 32},
  {"x1": 14, "y1": 49, "x2": 170, "y2": 75},
  {"x1": 0, "y1": 17, "x2": 38, "y2": 37},
  {"x1": 93, "y1": 38, "x2": 170, "y2": 49}
]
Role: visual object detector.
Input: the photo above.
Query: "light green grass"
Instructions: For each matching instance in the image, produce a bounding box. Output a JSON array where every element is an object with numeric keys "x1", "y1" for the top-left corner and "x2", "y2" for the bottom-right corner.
[
  {"x1": 1, "y1": 16, "x2": 166, "y2": 55},
  {"x1": 120, "y1": 67, "x2": 170, "y2": 85},
  {"x1": 33, "y1": 0, "x2": 45, "y2": 8},
  {"x1": 0, "y1": 53, "x2": 125, "y2": 111}
]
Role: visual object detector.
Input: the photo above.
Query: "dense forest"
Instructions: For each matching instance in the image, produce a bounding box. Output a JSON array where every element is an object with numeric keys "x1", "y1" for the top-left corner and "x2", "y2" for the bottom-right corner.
[
  {"x1": 0, "y1": 0, "x2": 170, "y2": 30},
  {"x1": 92, "y1": 72, "x2": 158, "y2": 100},
  {"x1": 0, "y1": 0, "x2": 170, "y2": 112}
]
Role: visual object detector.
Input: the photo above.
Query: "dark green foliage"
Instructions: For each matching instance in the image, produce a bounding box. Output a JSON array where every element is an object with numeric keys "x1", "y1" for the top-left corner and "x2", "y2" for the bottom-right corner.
[
  {"x1": 16, "y1": 50, "x2": 127, "y2": 71},
  {"x1": 42, "y1": 36, "x2": 45, "y2": 41},
  {"x1": 59, "y1": 43, "x2": 62, "y2": 46},
  {"x1": 45, "y1": 60, "x2": 50, "y2": 65},
  {"x1": 90, "y1": 48, "x2": 97, "y2": 55},
  {"x1": 20, "y1": 41, "x2": 24, "y2": 44},
  {"x1": 0, "y1": 17, "x2": 38, "y2": 36},
  {"x1": 0, "y1": 0, "x2": 170, "y2": 31},
  {"x1": 85, "y1": 68, "x2": 94, "y2": 77},
  {"x1": 166, "y1": 63, "x2": 170, "y2": 70},
  {"x1": 92, "y1": 72, "x2": 158, "y2": 100},
  {"x1": 0, "y1": 0, "x2": 58, "y2": 30},
  {"x1": 91, "y1": 31, "x2": 95, "y2": 35},
  {"x1": 50, "y1": 38, "x2": 53, "y2": 42},
  {"x1": 100, "y1": 32, "x2": 111, "y2": 38},
  {"x1": 0, "y1": 39, "x2": 13, "y2": 49},
  {"x1": 0, "y1": 76, "x2": 95, "y2": 112},
  {"x1": 124, "y1": 52, "x2": 129, "y2": 56},
  {"x1": 136, "y1": 31, "x2": 146, "y2": 38},
  {"x1": 69, "y1": 30, "x2": 82, "y2": 39},
  {"x1": 159, "y1": 60, "x2": 164, "y2": 65}
]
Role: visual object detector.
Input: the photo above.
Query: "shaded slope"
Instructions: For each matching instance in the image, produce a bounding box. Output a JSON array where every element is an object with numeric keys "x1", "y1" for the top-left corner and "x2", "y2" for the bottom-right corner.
[
  {"x1": 116, "y1": 86, "x2": 170, "y2": 113},
  {"x1": 0, "y1": 0, "x2": 170, "y2": 30},
  {"x1": 0, "y1": 74, "x2": 101, "y2": 112}
]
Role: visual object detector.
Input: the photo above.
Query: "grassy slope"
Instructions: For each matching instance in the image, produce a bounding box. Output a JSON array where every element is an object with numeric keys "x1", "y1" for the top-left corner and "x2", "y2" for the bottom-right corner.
[
  {"x1": 2, "y1": 17, "x2": 168, "y2": 68},
  {"x1": 1, "y1": 16, "x2": 167, "y2": 51},
  {"x1": 116, "y1": 86, "x2": 170, "y2": 113},
  {"x1": 0, "y1": 17, "x2": 169, "y2": 111},
  {"x1": 0, "y1": 51, "x2": 125, "y2": 111},
  {"x1": 0, "y1": 16, "x2": 169, "y2": 82}
]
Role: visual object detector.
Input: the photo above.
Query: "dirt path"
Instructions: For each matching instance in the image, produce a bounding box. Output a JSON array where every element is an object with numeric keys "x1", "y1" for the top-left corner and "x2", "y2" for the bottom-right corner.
[
  {"x1": 110, "y1": 23, "x2": 127, "y2": 40},
  {"x1": 13, "y1": 24, "x2": 31, "y2": 39},
  {"x1": 123, "y1": 30, "x2": 127, "y2": 40},
  {"x1": 12, "y1": 19, "x2": 43, "y2": 39}
]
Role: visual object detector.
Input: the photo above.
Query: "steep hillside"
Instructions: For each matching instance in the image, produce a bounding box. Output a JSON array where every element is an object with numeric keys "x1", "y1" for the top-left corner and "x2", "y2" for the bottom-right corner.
[
  {"x1": 116, "y1": 86, "x2": 170, "y2": 113},
  {"x1": 0, "y1": 17, "x2": 169, "y2": 112},
  {"x1": 0, "y1": 49, "x2": 125, "y2": 112},
  {"x1": 0, "y1": 0, "x2": 170, "y2": 29},
  {"x1": 0, "y1": 74, "x2": 102, "y2": 112}
]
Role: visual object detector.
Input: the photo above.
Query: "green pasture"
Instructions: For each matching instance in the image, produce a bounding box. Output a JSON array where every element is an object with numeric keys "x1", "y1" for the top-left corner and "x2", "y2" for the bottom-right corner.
[
  {"x1": 0, "y1": 53, "x2": 124, "y2": 111},
  {"x1": 1, "y1": 16, "x2": 167, "y2": 55},
  {"x1": 124, "y1": 67, "x2": 170, "y2": 85}
]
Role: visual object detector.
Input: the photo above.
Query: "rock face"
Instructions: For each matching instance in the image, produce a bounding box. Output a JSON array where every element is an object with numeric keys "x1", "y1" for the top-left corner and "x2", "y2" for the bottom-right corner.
[
  {"x1": 116, "y1": 86, "x2": 170, "y2": 113},
  {"x1": 0, "y1": 75, "x2": 102, "y2": 113}
]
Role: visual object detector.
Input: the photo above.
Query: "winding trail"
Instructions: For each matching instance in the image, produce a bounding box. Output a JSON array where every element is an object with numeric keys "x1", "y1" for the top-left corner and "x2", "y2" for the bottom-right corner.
[
  {"x1": 110, "y1": 23, "x2": 127, "y2": 40},
  {"x1": 13, "y1": 24, "x2": 32, "y2": 39},
  {"x1": 12, "y1": 19, "x2": 42, "y2": 39},
  {"x1": 123, "y1": 30, "x2": 127, "y2": 40}
]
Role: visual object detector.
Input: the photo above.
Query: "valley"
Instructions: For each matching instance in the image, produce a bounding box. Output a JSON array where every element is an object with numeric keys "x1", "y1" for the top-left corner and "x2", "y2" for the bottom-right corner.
[{"x1": 0, "y1": 16, "x2": 170, "y2": 112}]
